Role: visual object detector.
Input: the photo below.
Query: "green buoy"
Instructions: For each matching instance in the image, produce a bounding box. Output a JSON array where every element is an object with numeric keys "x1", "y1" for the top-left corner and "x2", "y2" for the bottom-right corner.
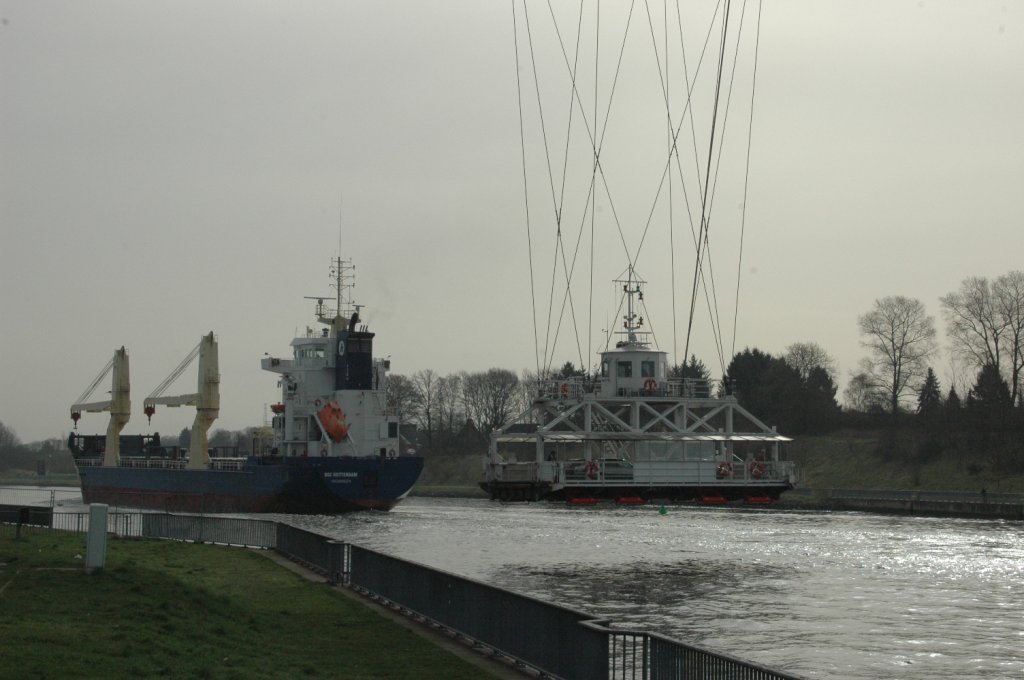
[{"x1": 658, "y1": 505, "x2": 667, "y2": 515}]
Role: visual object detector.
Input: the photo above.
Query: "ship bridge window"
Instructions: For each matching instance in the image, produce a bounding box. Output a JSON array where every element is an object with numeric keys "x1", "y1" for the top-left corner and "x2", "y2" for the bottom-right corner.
[
  {"x1": 294, "y1": 347, "x2": 326, "y2": 360},
  {"x1": 641, "y1": 360, "x2": 655, "y2": 378},
  {"x1": 601, "y1": 359, "x2": 610, "y2": 377},
  {"x1": 617, "y1": 361, "x2": 633, "y2": 378},
  {"x1": 347, "y1": 338, "x2": 372, "y2": 354}
]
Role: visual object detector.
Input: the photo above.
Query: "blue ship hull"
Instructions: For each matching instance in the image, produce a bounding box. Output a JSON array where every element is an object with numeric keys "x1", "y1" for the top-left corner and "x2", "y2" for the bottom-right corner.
[{"x1": 76, "y1": 455, "x2": 424, "y2": 514}]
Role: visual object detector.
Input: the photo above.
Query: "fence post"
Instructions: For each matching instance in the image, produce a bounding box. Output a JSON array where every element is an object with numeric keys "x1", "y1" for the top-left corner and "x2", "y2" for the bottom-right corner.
[{"x1": 327, "y1": 541, "x2": 345, "y2": 585}]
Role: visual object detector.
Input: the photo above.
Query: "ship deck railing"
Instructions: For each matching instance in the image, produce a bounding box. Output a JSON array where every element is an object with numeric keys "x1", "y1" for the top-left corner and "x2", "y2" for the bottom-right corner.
[
  {"x1": 73, "y1": 457, "x2": 251, "y2": 471},
  {"x1": 537, "y1": 377, "x2": 730, "y2": 401}
]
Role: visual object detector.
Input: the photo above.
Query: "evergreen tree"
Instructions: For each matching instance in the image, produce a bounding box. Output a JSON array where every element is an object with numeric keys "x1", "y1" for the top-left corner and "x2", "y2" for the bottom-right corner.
[
  {"x1": 556, "y1": 361, "x2": 585, "y2": 379},
  {"x1": 916, "y1": 368, "x2": 942, "y2": 417},
  {"x1": 972, "y1": 363, "x2": 1011, "y2": 406},
  {"x1": 803, "y1": 366, "x2": 841, "y2": 433},
  {"x1": 946, "y1": 386, "x2": 961, "y2": 410}
]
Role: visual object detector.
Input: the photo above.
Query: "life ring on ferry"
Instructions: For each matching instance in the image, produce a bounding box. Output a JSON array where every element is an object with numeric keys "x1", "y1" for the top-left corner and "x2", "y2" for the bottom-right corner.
[
  {"x1": 749, "y1": 460, "x2": 766, "y2": 479},
  {"x1": 584, "y1": 459, "x2": 599, "y2": 480},
  {"x1": 320, "y1": 445, "x2": 328, "y2": 457},
  {"x1": 643, "y1": 378, "x2": 657, "y2": 394},
  {"x1": 314, "y1": 399, "x2": 322, "y2": 407},
  {"x1": 560, "y1": 383, "x2": 569, "y2": 398},
  {"x1": 387, "y1": 448, "x2": 397, "y2": 459},
  {"x1": 716, "y1": 462, "x2": 733, "y2": 479}
]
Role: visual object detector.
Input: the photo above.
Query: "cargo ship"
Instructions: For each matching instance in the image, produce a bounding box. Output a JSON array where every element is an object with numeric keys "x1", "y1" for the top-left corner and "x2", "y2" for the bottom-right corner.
[
  {"x1": 481, "y1": 271, "x2": 795, "y2": 505},
  {"x1": 69, "y1": 257, "x2": 423, "y2": 513}
]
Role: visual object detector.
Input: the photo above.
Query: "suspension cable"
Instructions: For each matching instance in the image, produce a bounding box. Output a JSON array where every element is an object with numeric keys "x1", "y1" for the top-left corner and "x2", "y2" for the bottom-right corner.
[
  {"x1": 733, "y1": 0, "x2": 762, "y2": 360},
  {"x1": 512, "y1": 0, "x2": 541, "y2": 381}
]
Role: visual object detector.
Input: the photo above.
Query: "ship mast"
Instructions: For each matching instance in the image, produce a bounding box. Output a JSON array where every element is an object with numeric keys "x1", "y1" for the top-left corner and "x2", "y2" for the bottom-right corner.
[
  {"x1": 308, "y1": 256, "x2": 359, "y2": 336},
  {"x1": 614, "y1": 266, "x2": 649, "y2": 349}
]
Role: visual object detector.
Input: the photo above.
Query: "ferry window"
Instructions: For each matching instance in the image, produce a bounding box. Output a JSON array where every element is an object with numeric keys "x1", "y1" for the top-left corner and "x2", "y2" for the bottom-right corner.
[
  {"x1": 641, "y1": 360, "x2": 655, "y2": 377},
  {"x1": 388, "y1": 422, "x2": 398, "y2": 438},
  {"x1": 601, "y1": 360, "x2": 609, "y2": 377},
  {"x1": 617, "y1": 361, "x2": 632, "y2": 378}
]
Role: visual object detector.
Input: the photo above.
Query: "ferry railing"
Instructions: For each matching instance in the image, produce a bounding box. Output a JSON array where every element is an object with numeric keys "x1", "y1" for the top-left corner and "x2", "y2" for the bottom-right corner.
[
  {"x1": 557, "y1": 459, "x2": 794, "y2": 487},
  {"x1": 536, "y1": 378, "x2": 726, "y2": 400}
]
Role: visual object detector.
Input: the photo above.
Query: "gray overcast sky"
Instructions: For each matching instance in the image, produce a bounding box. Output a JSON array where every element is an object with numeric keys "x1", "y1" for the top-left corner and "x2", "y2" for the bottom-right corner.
[{"x1": 1, "y1": 1, "x2": 1021, "y2": 443}]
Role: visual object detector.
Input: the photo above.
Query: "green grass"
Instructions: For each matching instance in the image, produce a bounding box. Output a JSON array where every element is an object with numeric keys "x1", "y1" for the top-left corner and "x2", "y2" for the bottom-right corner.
[
  {"x1": 788, "y1": 431, "x2": 1024, "y2": 494},
  {"x1": 0, "y1": 532, "x2": 497, "y2": 680},
  {"x1": 0, "y1": 472, "x2": 80, "y2": 486}
]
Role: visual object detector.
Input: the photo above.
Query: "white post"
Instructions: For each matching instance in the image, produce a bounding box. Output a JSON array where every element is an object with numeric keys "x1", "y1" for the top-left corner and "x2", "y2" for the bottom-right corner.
[{"x1": 85, "y1": 503, "x2": 108, "y2": 574}]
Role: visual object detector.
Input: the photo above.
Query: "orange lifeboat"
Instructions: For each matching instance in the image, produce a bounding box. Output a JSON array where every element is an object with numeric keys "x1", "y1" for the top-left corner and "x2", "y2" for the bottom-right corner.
[{"x1": 317, "y1": 400, "x2": 350, "y2": 443}]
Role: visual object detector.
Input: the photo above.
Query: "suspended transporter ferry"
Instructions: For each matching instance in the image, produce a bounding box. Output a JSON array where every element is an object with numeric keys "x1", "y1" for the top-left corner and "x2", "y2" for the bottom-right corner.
[
  {"x1": 482, "y1": 272, "x2": 795, "y2": 505},
  {"x1": 68, "y1": 258, "x2": 423, "y2": 513}
]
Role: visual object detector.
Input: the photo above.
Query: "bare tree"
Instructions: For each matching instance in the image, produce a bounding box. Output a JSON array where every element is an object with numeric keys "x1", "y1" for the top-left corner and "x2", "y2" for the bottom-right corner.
[
  {"x1": 461, "y1": 368, "x2": 520, "y2": 435},
  {"x1": 843, "y1": 370, "x2": 886, "y2": 412},
  {"x1": 436, "y1": 374, "x2": 464, "y2": 449},
  {"x1": 940, "y1": 276, "x2": 1005, "y2": 373},
  {"x1": 0, "y1": 420, "x2": 21, "y2": 451},
  {"x1": 412, "y1": 369, "x2": 440, "y2": 451},
  {"x1": 994, "y1": 270, "x2": 1024, "y2": 404},
  {"x1": 784, "y1": 342, "x2": 838, "y2": 382},
  {"x1": 858, "y1": 296, "x2": 938, "y2": 414},
  {"x1": 941, "y1": 271, "x2": 1024, "y2": 405},
  {"x1": 386, "y1": 374, "x2": 420, "y2": 424}
]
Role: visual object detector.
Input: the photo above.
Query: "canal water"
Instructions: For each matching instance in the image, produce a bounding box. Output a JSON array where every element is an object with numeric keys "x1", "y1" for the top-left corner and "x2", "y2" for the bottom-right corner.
[
  {"x1": 7, "y1": 489, "x2": 1021, "y2": 679},
  {"x1": 288, "y1": 497, "x2": 1023, "y2": 680}
]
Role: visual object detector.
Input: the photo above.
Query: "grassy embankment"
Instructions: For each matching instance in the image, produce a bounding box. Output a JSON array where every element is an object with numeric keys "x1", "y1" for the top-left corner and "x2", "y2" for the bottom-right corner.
[
  {"x1": 411, "y1": 454, "x2": 486, "y2": 498},
  {"x1": 787, "y1": 430, "x2": 1024, "y2": 494},
  {"x1": 0, "y1": 531, "x2": 498, "y2": 680}
]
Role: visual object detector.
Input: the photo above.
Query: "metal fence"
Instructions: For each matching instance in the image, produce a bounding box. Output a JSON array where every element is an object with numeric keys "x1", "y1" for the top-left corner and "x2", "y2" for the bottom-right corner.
[
  {"x1": 275, "y1": 522, "x2": 346, "y2": 583},
  {"x1": 142, "y1": 513, "x2": 277, "y2": 548},
  {"x1": 0, "y1": 508, "x2": 807, "y2": 680},
  {"x1": 349, "y1": 544, "x2": 608, "y2": 680},
  {"x1": 827, "y1": 488, "x2": 1023, "y2": 504},
  {"x1": 605, "y1": 630, "x2": 804, "y2": 680}
]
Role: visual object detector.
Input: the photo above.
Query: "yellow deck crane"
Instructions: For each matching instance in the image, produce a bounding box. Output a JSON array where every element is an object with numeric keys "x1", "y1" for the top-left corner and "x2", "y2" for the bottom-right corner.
[
  {"x1": 143, "y1": 332, "x2": 220, "y2": 470},
  {"x1": 70, "y1": 347, "x2": 130, "y2": 467}
]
